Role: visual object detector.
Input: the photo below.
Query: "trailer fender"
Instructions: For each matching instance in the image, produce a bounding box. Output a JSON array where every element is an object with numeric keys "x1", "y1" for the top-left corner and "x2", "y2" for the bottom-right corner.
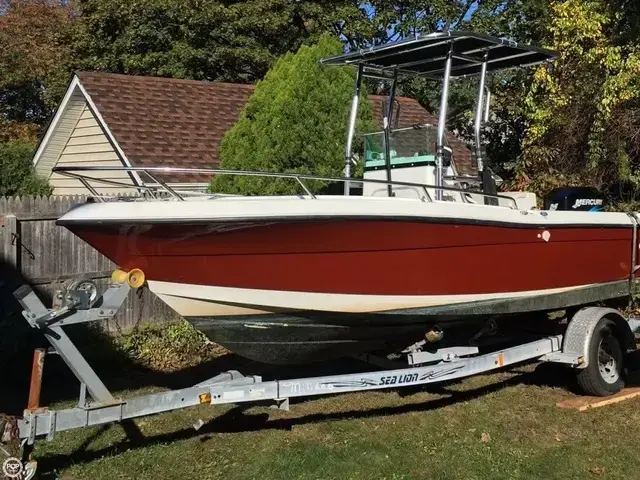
[{"x1": 563, "y1": 307, "x2": 635, "y2": 369}]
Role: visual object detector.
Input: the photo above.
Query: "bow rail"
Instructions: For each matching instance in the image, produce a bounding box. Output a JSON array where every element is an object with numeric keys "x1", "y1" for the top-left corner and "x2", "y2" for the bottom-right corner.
[{"x1": 51, "y1": 165, "x2": 518, "y2": 208}]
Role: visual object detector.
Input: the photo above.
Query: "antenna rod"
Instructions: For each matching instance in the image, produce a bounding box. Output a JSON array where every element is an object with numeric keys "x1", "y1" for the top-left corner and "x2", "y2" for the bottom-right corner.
[{"x1": 436, "y1": 45, "x2": 454, "y2": 201}]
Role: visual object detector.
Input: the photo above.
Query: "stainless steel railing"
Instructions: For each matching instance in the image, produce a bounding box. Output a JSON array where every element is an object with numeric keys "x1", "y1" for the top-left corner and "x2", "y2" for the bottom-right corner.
[{"x1": 51, "y1": 165, "x2": 518, "y2": 208}]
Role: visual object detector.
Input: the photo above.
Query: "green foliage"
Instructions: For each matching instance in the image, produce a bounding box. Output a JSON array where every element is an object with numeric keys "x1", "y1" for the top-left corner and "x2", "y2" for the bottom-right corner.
[
  {"x1": 1, "y1": 0, "x2": 376, "y2": 142},
  {"x1": 209, "y1": 35, "x2": 374, "y2": 196},
  {"x1": 512, "y1": 0, "x2": 640, "y2": 201},
  {"x1": 368, "y1": 0, "x2": 517, "y2": 38},
  {"x1": 0, "y1": 139, "x2": 52, "y2": 197},
  {"x1": 72, "y1": 0, "x2": 374, "y2": 83},
  {"x1": 0, "y1": 1, "x2": 74, "y2": 128},
  {"x1": 387, "y1": 0, "x2": 552, "y2": 177},
  {"x1": 116, "y1": 320, "x2": 226, "y2": 371}
]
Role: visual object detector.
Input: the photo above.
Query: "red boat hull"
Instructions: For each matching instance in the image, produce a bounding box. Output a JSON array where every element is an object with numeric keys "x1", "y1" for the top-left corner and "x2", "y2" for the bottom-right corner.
[
  {"x1": 61, "y1": 218, "x2": 635, "y2": 363},
  {"x1": 64, "y1": 219, "x2": 633, "y2": 296}
]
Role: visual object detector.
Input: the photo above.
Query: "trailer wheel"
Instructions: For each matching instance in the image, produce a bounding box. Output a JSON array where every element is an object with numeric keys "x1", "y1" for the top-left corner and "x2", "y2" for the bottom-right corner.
[{"x1": 576, "y1": 318, "x2": 625, "y2": 396}]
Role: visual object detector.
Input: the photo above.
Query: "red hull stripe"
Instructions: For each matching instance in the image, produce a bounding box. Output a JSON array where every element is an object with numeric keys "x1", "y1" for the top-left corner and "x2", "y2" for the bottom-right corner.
[{"x1": 68, "y1": 220, "x2": 633, "y2": 296}]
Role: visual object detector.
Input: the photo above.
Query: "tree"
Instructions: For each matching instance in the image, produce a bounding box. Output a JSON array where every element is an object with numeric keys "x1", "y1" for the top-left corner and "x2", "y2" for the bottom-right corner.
[
  {"x1": 0, "y1": 2, "x2": 70, "y2": 197},
  {"x1": 368, "y1": 0, "x2": 520, "y2": 39},
  {"x1": 609, "y1": 0, "x2": 640, "y2": 46},
  {"x1": 0, "y1": 139, "x2": 52, "y2": 197},
  {"x1": 371, "y1": 0, "x2": 553, "y2": 179},
  {"x1": 511, "y1": 0, "x2": 640, "y2": 204},
  {"x1": 72, "y1": 0, "x2": 375, "y2": 83},
  {"x1": 209, "y1": 35, "x2": 374, "y2": 195},
  {"x1": 0, "y1": 0, "x2": 74, "y2": 130}
]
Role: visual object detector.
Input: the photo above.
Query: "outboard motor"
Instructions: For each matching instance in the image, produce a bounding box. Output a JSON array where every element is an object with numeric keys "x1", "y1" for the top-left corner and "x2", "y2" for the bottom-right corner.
[{"x1": 544, "y1": 187, "x2": 605, "y2": 212}]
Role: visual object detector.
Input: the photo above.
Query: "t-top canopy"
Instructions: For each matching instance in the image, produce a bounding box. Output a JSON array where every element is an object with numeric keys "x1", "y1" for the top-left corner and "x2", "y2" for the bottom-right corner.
[{"x1": 320, "y1": 31, "x2": 558, "y2": 78}]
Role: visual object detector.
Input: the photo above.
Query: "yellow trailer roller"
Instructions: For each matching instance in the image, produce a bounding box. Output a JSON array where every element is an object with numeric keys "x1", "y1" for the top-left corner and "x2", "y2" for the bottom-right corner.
[{"x1": 111, "y1": 268, "x2": 146, "y2": 288}]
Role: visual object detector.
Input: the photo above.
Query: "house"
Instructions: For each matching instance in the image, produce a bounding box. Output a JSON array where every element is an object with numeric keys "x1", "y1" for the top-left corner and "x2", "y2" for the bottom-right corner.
[{"x1": 33, "y1": 72, "x2": 475, "y2": 195}]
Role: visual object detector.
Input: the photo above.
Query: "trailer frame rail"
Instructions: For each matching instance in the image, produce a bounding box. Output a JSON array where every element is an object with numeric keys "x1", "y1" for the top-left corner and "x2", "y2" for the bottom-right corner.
[{"x1": 10, "y1": 281, "x2": 570, "y2": 444}]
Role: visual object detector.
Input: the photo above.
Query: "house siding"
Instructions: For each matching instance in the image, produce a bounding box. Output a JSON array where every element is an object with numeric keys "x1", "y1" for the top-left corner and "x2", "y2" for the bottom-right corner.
[
  {"x1": 49, "y1": 105, "x2": 138, "y2": 195},
  {"x1": 34, "y1": 89, "x2": 86, "y2": 179}
]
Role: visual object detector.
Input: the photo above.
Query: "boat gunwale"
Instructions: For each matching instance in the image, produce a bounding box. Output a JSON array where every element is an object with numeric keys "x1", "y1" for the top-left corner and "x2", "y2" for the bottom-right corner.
[{"x1": 56, "y1": 213, "x2": 637, "y2": 229}]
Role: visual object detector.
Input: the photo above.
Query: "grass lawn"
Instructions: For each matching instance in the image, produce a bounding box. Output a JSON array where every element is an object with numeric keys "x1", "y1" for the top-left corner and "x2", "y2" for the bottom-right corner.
[{"x1": 29, "y1": 359, "x2": 640, "y2": 480}]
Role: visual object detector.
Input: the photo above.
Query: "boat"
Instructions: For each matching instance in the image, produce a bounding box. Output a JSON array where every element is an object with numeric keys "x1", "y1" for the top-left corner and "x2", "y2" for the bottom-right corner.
[{"x1": 54, "y1": 32, "x2": 640, "y2": 365}]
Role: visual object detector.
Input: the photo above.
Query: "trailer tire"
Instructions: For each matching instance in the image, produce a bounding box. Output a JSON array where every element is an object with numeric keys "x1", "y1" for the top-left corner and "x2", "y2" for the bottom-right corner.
[{"x1": 576, "y1": 318, "x2": 625, "y2": 397}]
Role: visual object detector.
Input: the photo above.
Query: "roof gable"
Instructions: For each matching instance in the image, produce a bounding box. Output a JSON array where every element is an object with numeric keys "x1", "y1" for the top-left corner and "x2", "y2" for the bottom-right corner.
[
  {"x1": 77, "y1": 72, "x2": 256, "y2": 183},
  {"x1": 32, "y1": 76, "x2": 87, "y2": 178},
  {"x1": 31, "y1": 76, "x2": 139, "y2": 195}
]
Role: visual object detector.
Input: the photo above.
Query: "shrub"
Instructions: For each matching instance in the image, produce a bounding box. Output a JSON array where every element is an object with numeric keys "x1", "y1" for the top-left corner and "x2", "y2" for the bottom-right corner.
[
  {"x1": 0, "y1": 139, "x2": 52, "y2": 197},
  {"x1": 209, "y1": 35, "x2": 374, "y2": 195}
]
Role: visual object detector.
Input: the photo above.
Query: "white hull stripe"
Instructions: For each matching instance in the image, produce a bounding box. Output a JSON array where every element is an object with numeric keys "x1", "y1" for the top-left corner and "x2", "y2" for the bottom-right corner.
[{"x1": 148, "y1": 280, "x2": 596, "y2": 317}]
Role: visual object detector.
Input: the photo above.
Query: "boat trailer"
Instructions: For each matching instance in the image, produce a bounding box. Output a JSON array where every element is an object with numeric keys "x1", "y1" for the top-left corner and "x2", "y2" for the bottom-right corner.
[{"x1": 2, "y1": 274, "x2": 639, "y2": 479}]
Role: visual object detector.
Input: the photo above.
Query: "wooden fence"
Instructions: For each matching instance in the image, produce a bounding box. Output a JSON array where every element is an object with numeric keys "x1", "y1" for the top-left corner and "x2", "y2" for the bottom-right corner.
[{"x1": 0, "y1": 195, "x2": 180, "y2": 332}]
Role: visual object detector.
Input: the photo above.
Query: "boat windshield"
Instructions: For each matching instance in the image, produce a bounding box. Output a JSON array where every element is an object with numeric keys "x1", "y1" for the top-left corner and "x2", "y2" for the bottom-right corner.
[{"x1": 362, "y1": 124, "x2": 440, "y2": 171}]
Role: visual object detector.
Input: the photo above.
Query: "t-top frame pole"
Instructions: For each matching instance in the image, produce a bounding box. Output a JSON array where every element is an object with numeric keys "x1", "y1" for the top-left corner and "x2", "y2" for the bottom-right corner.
[
  {"x1": 474, "y1": 52, "x2": 489, "y2": 174},
  {"x1": 436, "y1": 45, "x2": 454, "y2": 201},
  {"x1": 383, "y1": 69, "x2": 399, "y2": 197},
  {"x1": 344, "y1": 64, "x2": 364, "y2": 196}
]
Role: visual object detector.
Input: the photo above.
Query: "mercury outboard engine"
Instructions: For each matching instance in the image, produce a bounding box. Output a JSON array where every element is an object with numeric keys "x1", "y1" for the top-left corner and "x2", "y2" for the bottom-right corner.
[{"x1": 544, "y1": 187, "x2": 605, "y2": 212}]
